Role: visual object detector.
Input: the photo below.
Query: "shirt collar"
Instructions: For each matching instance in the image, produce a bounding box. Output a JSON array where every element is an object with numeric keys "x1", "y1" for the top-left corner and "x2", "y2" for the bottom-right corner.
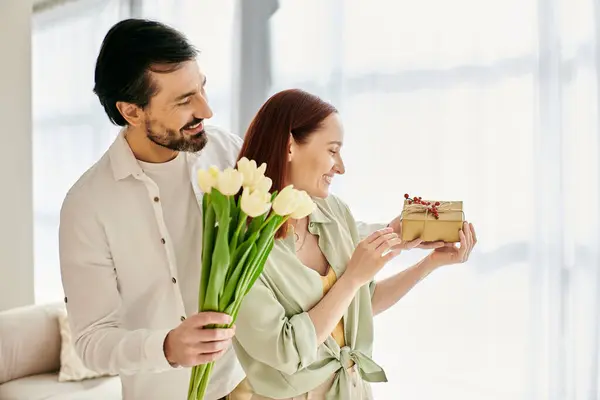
[
  {"x1": 309, "y1": 198, "x2": 334, "y2": 224},
  {"x1": 108, "y1": 129, "x2": 144, "y2": 181}
]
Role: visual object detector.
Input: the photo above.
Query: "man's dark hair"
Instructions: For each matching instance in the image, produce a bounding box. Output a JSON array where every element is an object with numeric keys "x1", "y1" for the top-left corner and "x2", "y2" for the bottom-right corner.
[{"x1": 93, "y1": 18, "x2": 198, "y2": 126}]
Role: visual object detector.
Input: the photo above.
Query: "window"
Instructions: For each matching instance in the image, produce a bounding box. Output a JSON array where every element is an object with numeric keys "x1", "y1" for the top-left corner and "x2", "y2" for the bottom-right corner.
[
  {"x1": 268, "y1": 0, "x2": 598, "y2": 398},
  {"x1": 140, "y1": 0, "x2": 236, "y2": 133},
  {"x1": 32, "y1": 0, "x2": 126, "y2": 304}
]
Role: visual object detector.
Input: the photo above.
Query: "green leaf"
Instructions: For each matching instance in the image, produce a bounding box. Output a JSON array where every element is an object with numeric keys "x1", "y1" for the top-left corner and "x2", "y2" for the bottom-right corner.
[
  {"x1": 228, "y1": 196, "x2": 239, "y2": 242},
  {"x1": 219, "y1": 242, "x2": 257, "y2": 310},
  {"x1": 198, "y1": 194, "x2": 215, "y2": 312},
  {"x1": 244, "y1": 239, "x2": 274, "y2": 295},
  {"x1": 229, "y1": 209, "x2": 248, "y2": 261},
  {"x1": 229, "y1": 237, "x2": 275, "y2": 322},
  {"x1": 203, "y1": 189, "x2": 231, "y2": 311},
  {"x1": 232, "y1": 215, "x2": 281, "y2": 309},
  {"x1": 227, "y1": 224, "x2": 254, "y2": 283},
  {"x1": 245, "y1": 213, "x2": 266, "y2": 241}
]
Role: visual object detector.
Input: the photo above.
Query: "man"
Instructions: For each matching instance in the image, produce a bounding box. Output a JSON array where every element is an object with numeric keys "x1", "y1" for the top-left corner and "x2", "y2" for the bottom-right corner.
[
  {"x1": 59, "y1": 18, "x2": 445, "y2": 400},
  {"x1": 59, "y1": 19, "x2": 244, "y2": 400}
]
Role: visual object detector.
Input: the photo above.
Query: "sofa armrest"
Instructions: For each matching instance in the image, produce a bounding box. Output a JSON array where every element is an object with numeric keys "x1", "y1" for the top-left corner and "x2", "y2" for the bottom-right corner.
[{"x1": 0, "y1": 302, "x2": 64, "y2": 383}]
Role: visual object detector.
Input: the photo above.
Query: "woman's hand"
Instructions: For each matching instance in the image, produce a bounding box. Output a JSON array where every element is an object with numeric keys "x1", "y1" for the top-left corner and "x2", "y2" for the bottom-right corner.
[
  {"x1": 344, "y1": 227, "x2": 403, "y2": 287},
  {"x1": 423, "y1": 221, "x2": 477, "y2": 270},
  {"x1": 309, "y1": 227, "x2": 402, "y2": 344}
]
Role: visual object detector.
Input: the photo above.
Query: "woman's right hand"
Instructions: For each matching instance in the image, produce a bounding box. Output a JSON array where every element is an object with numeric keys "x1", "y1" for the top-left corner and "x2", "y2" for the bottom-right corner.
[{"x1": 344, "y1": 227, "x2": 403, "y2": 287}]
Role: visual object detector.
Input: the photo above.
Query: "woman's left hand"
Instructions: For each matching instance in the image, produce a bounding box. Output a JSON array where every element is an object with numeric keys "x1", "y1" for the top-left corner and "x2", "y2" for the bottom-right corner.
[{"x1": 424, "y1": 221, "x2": 477, "y2": 270}]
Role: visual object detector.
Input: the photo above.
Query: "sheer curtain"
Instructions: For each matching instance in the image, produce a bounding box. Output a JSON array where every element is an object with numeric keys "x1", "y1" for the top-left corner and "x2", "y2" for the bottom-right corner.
[
  {"x1": 267, "y1": 0, "x2": 599, "y2": 399},
  {"x1": 32, "y1": 0, "x2": 127, "y2": 304},
  {"x1": 32, "y1": 0, "x2": 600, "y2": 398},
  {"x1": 139, "y1": 0, "x2": 236, "y2": 133}
]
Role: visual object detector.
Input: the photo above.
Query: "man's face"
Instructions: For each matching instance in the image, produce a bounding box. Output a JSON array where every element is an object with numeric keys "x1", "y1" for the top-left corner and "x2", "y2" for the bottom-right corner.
[{"x1": 142, "y1": 61, "x2": 213, "y2": 152}]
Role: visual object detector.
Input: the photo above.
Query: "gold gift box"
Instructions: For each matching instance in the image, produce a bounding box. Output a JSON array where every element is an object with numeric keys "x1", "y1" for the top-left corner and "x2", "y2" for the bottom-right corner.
[{"x1": 400, "y1": 200, "x2": 464, "y2": 243}]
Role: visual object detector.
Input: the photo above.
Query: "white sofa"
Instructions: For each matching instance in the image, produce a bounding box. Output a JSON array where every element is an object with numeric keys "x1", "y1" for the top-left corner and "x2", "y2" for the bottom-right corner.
[{"x1": 0, "y1": 302, "x2": 121, "y2": 400}]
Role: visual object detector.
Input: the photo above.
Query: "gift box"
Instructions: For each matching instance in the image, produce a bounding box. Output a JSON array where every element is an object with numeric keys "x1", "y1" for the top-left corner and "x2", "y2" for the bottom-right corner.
[{"x1": 400, "y1": 196, "x2": 464, "y2": 243}]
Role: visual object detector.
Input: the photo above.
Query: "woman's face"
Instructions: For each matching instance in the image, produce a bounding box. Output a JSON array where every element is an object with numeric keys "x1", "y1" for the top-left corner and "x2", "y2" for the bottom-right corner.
[{"x1": 287, "y1": 113, "x2": 346, "y2": 198}]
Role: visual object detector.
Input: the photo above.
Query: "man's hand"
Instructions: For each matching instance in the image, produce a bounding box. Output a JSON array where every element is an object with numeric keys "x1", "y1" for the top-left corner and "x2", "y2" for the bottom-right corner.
[
  {"x1": 163, "y1": 312, "x2": 236, "y2": 367},
  {"x1": 387, "y1": 215, "x2": 446, "y2": 250}
]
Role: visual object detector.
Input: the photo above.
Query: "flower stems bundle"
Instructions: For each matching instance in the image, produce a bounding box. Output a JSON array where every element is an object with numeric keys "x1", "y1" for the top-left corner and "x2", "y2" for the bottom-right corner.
[{"x1": 188, "y1": 158, "x2": 316, "y2": 400}]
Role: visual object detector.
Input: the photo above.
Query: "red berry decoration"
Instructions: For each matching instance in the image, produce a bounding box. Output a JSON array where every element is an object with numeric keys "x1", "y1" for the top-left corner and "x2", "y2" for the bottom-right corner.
[{"x1": 404, "y1": 193, "x2": 441, "y2": 219}]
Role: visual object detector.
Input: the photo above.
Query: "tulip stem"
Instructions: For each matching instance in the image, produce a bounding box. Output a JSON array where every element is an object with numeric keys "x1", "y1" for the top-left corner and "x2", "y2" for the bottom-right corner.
[
  {"x1": 275, "y1": 216, "x2": 290, "y2": 232},
  {"x1": 259, "y1": 212, "x2": 278, "y2": 232},
  {"x1": 230, "y1": 210, "x2": 247, "y2": 258}
]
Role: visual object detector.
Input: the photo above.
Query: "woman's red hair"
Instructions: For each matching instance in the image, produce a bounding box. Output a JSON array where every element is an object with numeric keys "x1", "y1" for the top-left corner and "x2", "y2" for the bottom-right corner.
[{"x1": 237, "y1": 89, "x2": 337, "y2": 239}]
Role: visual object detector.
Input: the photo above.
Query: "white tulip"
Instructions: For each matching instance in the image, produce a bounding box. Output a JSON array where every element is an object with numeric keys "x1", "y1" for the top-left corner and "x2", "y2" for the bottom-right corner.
[
  {"x1": 289, "y1": 190, "x2": 317, "y2": 219},
  {"x1": 237, "y1": 157, "x2": 267, "y2": 189},
  {"x1": 240, "y1": 187, "x2": 272, "y2": 218},
  {"x1": 216, "y1": 167, "x2": 243, "y2": 196},
  {"x1": 254, "y1": 176, "x2": 273, "y2": 194},
  {"x1": 197, "y1": 166, "x2": 220, "y2": 193},
  {"x1": 272, "y1": 185, "x2": 301, "y2": 216}
]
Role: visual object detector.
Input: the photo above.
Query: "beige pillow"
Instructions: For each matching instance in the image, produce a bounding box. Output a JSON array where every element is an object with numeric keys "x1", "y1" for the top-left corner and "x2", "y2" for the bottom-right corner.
[
  {"x1": 57, "y1": 310, "x2": 110, "y2": 382},
  {"x1": 0, "y1": 303, "x2": 62, "y2": 384}
]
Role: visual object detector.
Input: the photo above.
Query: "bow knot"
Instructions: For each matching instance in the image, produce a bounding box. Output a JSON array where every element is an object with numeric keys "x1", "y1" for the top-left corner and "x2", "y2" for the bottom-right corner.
[{"x1": 340, "y1": 347, "x2": 353, "y2": 369}]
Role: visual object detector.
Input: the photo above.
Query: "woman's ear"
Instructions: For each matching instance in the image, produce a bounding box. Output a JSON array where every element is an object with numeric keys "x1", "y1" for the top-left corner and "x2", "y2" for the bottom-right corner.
[{"x1": 288, "y1": 133, "x2": 295, "y2": 162}]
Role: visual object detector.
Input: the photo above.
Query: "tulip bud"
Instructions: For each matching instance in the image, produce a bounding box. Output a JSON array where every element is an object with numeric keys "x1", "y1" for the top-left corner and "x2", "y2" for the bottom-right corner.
[
  {"x1": 197, "y1": 167, "x2": 219, "y2": 193},
  {"x1": 254, "y1": 176, "x2": 273, "y2": 194},
  {"x1": 237, "y1": 157, "x2": 268, "y2": 190},
  {"x1": 216, "y1": 167, "x2": 243, "y2": 196},
  {"x1": 240, "y1": 187, "x2": 272, "y2": 217},
  {"x1": 272, "y1": 185, "x2": 300, "y2": 216},
  {"x1": 289, "y1": 190, "x2": 317, "y2": 219}
]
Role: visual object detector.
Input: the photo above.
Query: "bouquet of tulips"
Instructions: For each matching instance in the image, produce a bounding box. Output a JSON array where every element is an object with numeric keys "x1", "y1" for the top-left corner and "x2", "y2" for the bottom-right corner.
[{"x1": 187, "y1": 157, "x2": 316, "y2": 400}]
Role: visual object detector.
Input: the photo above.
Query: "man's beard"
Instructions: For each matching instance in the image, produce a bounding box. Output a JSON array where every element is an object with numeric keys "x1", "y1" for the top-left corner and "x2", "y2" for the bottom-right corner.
[{"x1": 145, "y1": 118, "x2": 208, "y2": 153}]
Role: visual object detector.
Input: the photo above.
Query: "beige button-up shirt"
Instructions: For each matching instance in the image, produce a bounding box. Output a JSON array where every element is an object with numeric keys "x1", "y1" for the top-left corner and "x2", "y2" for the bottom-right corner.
[{"x1": 59, "y1": 126, "x2": 245, "y2": 400}]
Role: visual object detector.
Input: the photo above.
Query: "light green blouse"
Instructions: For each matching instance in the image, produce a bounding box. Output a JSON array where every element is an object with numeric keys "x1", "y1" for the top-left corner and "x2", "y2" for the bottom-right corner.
[{"x1": 232, "y1": 195, "x2": 388, "y2": 399}]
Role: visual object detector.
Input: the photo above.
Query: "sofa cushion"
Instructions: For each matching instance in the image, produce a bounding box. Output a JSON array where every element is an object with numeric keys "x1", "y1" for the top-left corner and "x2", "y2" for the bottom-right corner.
[
  {"x1": 0, "y1": 302, "x2": 64, "y2": 384},
  {"x1": 0, "y1": 372, "x2": 121, "y2": 400}
]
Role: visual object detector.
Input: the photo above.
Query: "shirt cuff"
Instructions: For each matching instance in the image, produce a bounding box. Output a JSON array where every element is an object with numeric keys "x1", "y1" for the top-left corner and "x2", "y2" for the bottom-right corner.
[
  {"x1": 144, "y1": 329, "x2": 178, "y2": 372},
  {"x1": 289, "y1": 312, "x2": 319, "y2": 368}
]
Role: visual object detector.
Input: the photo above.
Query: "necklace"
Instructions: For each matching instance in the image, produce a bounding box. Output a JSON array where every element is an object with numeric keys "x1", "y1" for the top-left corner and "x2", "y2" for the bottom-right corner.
[{"x1": 292, "y1": 219, "x2": 309, "y2": 252}]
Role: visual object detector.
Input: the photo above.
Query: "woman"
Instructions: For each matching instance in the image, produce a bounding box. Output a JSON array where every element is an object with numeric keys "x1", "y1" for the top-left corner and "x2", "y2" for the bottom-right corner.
[{"x1": 230, "y1": 89, "x2": 477, "y2": 400}]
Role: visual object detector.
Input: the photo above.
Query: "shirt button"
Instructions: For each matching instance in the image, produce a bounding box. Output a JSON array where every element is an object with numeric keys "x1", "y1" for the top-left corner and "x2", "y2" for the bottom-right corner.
[
  {"x1": 64, "y1": 297, "x2": 67, "y2": 303},
  {"x1": 153, "y1": 196, "x2": 159, "y2": 202},
  {"x1": 309, "y1": 222, "x2": 315, "y2": 228},
  {"x1": 161, "y1": 238, "x2": 166, "y2": 244},
  {"x1": 180, "y1": 316, "x2": 186, "y2": 322},
  {"x1": 172, "y1": 277, "x2": 177, "y2": 284}
]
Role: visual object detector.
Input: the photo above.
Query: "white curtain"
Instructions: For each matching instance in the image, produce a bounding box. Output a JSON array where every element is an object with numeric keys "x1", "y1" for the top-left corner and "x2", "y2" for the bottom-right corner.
[
  {"x1": 32, "y1": 0, "x2": 600, "y2": 398},
  {"x1": 267, "y1": 0, "x2": 600, "y2": 399},
  {"x1": 139, "y1": 0, "x2": 236, "y2": 133},
  {"x1": 32, "y1": 0, "x2": 127, "y2": 304}
]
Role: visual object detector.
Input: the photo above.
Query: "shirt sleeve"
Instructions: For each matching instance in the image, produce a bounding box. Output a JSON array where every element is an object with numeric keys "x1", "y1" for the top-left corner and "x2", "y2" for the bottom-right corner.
[
  {"x1": 59, "y1": 191, "x2": 174, "y2": 376},
  {"x1": 234, "y1": 281, "x2": 319, "y2": 376},
  {"x1": 355, "y1": 220, "x2": 389, "y2": 240},
  {"x1": 332, "y1": 196, "x2": 380, "y2": 297}
]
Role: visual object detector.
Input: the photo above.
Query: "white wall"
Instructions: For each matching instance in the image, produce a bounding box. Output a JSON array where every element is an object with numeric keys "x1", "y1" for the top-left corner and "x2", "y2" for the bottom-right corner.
[{"x1": 0, "y1": 0, "x2": 34, "y2": 311}]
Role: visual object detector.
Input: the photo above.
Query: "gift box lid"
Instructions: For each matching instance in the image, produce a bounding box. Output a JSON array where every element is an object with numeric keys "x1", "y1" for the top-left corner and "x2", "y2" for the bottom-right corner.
[{"x1": 401, "y1": 200, "x2": 464, "y2": 222}]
